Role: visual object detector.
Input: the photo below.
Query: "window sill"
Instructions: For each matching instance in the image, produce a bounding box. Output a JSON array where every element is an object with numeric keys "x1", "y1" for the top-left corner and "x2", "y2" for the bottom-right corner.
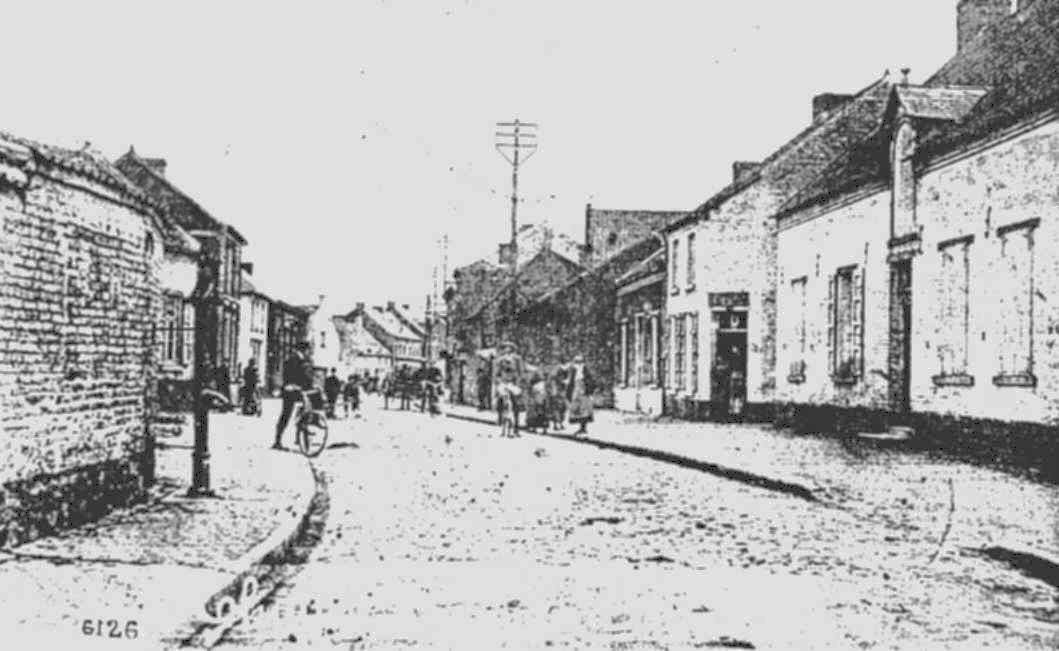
[
  {"x1": 670, "y1": 286, "x2": 680, "y2": 296},
  {"x1": 831, "y1": 375, "x2": 859, "y2": 387},
  {"x1": 932, "y1": 373, "x2": 974, "y2": 387},
  {"x1": 685, "y1": 284, "x2": 696, "y2": 294},
  {"x1": 992, "y1": 372, "x2": 1037, "y2": 388},
  {"x1": 787, "y1": 374, "x2": 806, "y2": 385}
]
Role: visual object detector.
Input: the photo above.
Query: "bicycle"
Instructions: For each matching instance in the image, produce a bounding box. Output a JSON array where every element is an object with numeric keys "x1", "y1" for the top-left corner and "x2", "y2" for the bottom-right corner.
[{"x1": 293, "y1": 389, "x2": 329, "y2": 457}]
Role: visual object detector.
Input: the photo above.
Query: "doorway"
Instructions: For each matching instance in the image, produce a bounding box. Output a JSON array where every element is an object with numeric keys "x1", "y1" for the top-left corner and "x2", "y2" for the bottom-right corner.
[
  {"x1": 888, "y1": 259, "x2": 912, "y2": 412},
  {"x1": 711, "y1": 310, "x2": 748, "y2": 419}
]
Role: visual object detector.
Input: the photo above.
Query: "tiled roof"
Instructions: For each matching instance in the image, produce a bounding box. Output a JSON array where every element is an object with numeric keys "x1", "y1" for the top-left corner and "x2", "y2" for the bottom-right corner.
[
  {"x1": 466, "y1": 248, "x2": 584, "y2": 320},
  {"x1": 668, "y1": 74, "x2": 894, "y2": 232},
  {"x1": 530, "y1": 236, "x2": 661, "y2": 307},
  {"x1": 615, "y1": 247, "x2": 665, "y2": 287},
  {"x1": 0, "y1": 132, "x2": 199, "y2": 257},
  {"x1": 115, "y1": 148, "x2": 247, "y2": 245},
  {"x1": 240, "y1": 273, "x2": 272, "y2": 300},
  {"x1": 778, "y1": 0, "x2": 1059, "y2": 218},
  {"x1": 369, "y1": 306, "x2": 422, "y2": 341},
  {"x1": 333, "y1": 316, "x2": 390, "y2": 356}
]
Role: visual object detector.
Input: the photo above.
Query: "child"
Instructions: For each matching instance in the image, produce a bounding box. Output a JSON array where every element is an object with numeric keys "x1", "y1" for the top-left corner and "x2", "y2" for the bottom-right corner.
[{"x1": 343, "y1": 374, "x2": 361, "y2": 418}]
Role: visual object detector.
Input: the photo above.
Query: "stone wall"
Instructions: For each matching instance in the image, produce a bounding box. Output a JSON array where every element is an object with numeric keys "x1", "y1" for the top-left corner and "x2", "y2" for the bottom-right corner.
[{"x1": 0, "y1": 171, "x2": 160, "y2": 547}]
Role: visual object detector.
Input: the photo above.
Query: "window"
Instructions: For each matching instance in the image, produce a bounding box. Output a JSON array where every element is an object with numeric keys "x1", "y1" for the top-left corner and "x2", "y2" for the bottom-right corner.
[
  {"x1": 624, "y1": 321, "x2": 635, "y2": 385},
  {"x1": 667, "y1": 316, "x2": 675, "y2": 387},
  {"x1": 670, "y1": 238, "x2": 680, "y2": 293},
  {"x1": 994, "y1": 220, "x2": 1037, "y2": 386},
  {"x1": 690, "y1": 313, "x2": 699, "y2": 393},
  {"x1": 828, "y1": 266, "x2": 863, "y2": 383},
  {"x1": 320, "y1": 330, "x2": 326, "y2": 349},
  {"x1": 935, "y1": 237, "x2": 972, "y2": 383},
  {"x1": 789, "y1": 277, "x2": 808, "y2": 382},
  {"x1": 675, "y1": 314, "x2": 687, "y2": 390},
  {"x1": 160, "y1": 295, "x2": 195, "y2": 366},
  {"x1": 640, "y1": 315, "x2": 654, "y2": 386},
  {"x1": 686, "y1": 233, "x2": 696, "y2": 289}
]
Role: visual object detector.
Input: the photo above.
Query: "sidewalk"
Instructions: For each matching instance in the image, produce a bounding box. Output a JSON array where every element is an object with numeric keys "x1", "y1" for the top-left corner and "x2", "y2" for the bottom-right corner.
[
  {"x1": 445, "y1": 401, "x2": 1059, "y2": 583},
  {"x1": 0, "y1": 401, "x2": 315, "y2": 650}
]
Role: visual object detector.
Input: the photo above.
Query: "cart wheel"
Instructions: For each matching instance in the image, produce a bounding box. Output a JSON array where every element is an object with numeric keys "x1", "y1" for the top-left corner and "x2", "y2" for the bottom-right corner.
[
  {"x1": 206, "y1": 595, "x2": 237, "y2": 622},
  {"x1": 241, "y1": 576, "x2": 259, "y2": 603},
  {"x1": 297, "y1": 412, "x2": 329, "y2": 457}
]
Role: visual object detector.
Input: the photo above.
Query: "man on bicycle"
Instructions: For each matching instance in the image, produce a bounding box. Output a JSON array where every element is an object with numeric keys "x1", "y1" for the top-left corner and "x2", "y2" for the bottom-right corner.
[
  {"x1": 494, "y1": 340, "x2": 525, "y2": 433},
  {"x1": 274, "y1": 341, "x2": 314, "y2": 450}
]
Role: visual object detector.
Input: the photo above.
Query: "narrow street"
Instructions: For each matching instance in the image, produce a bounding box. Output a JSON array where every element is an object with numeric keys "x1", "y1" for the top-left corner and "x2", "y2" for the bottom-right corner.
[{"x1": 221, "y1": 398, "x2": 1057, "y2": 650}]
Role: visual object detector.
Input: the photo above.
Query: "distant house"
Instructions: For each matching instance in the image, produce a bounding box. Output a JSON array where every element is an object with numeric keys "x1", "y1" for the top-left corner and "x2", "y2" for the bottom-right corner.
[
  {"x1": 333, "y1": 308, "x2": 394, "y2": 378},
  {"x1": 238, "y1": 272, "x2": 271, "y2": 388},
  {"x1": 266, "y1": 300, "x2": 310, "y2": 394},
  {"x1": 0, "y1": 132, "x2": 194, "y2": 546},
  {"x1": 116, "y1": 149, "x2": 247, "y2": 384}
]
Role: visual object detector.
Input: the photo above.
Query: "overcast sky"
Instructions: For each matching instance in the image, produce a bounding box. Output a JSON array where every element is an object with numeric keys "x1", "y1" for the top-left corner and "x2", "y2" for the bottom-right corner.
[{"x1": 2, "y1": 1, "x2": 959, "y2": 308}]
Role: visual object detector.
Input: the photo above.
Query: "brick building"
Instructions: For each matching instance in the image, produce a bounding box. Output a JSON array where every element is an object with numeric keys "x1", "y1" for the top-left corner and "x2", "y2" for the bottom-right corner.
[
  {"x1": 515, "y1": 236, "x2": 663, "y2": 407},
  {"x1": 661, "y1": 70, "x2": 894, "y2": 423},
  {"x1": 266, "y1": 299, "x2": 309, "y2": 394},
  {"x1": 116, "y1": 149, "x2": 247, "y2": 387},
  {"x1": 0, "y1": 133, "x2": 189, "y2": 547},
  {"x1": 581, "y1": 204, "x2": 683, "y2": 268},
  {"x1": 773, "y1": 0, "x2": 1059, "y2": 479}
]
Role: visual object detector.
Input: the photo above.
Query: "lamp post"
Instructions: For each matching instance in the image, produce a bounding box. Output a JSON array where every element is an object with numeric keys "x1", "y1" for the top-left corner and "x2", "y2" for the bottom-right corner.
[{"x1": 188, "y1": 236, "x2": 222, "y2": 498}]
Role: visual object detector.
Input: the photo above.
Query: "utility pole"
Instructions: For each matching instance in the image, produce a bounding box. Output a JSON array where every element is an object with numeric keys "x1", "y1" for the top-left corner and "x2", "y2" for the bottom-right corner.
[{"x1": 495, "y1": 119, "x2": 538, "y2": 336}]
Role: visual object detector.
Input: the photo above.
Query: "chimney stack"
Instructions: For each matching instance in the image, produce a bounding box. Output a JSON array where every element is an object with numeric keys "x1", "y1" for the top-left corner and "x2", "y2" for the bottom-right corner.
[
  {"x1": 386, "y1": 301, "x2": 396, "y2": 310},
  {"x1": 355, "y1": 302, "x2": 365, "y2": 311},
  {"x1": 957, "y1": 0, "x2": 1017, "y2": 53},
  {"x1": 143, "y1": 157, "x2": 168, "y2": 177},
  {"x1": 732, "y1": 161, "x2": 762, "y2": 184},
  {"x1": 812, "y1": 93, "x2": 855, "y2": 123}
]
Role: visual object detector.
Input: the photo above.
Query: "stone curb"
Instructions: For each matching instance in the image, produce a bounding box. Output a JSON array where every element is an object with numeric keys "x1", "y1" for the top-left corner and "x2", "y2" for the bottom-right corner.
[{"x1": 163, "y1": 452, "x2": 321, "y2": 649}]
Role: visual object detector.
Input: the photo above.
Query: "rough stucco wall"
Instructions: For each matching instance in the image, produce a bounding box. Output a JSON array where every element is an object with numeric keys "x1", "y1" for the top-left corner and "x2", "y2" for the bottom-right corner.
[
  {"x1": 0, "y1": 176, "x2": 160, "y2": 546},
  {"x1": 776, "y1": 191, "x2": 891, "y2": 410},
  {"x1": 915, "y1": 117, "x2": 1059, "y2": 425}
]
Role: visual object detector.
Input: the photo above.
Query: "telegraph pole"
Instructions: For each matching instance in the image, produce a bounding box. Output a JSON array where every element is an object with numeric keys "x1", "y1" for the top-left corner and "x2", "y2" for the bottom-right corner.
[{"x1": 495, "y1": 119, "x2": 538, "y2": 334}]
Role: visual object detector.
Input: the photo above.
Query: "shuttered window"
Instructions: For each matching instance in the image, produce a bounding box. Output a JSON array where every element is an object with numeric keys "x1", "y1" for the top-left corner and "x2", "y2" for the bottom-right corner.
[
  {"x1": 936, "y1": 239, "x2": 971, "y2": 377},
  {"x1": 690, "y1": 313, "x2": 700, "y2": 393},
  {"x1": 995, "y1": 220, "x2": 1037, "y2": 385},
  {"x1": 830, "y1": 265, "x2": 864, "y2": 382}
]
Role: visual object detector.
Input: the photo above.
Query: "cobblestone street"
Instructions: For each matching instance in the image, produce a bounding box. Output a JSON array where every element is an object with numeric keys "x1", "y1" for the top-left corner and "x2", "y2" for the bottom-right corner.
[{"x1": 222, "y1": 398, "x2": 1058, "y2": 650}]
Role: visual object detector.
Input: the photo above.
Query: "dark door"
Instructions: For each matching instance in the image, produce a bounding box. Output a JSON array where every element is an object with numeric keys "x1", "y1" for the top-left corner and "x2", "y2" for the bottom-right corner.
[
  {"x1": 711, "y1": 310, "x2": 748, "y2": 419},
  {"x1": 888, "y1": 260, "x2": 912, "y2": 412}
]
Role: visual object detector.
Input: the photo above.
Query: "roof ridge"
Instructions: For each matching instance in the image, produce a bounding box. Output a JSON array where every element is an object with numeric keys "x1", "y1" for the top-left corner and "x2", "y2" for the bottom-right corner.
[{"x1": 117, "y1": 148, "x2": 247, "y2": 244}]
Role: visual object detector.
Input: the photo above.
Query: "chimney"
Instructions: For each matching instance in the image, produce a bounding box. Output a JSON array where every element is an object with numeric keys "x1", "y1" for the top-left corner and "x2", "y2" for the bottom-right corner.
[
  {"x1": 143, "y1": 157, "x2": 168, "y2": 177},
  {"x1": 355, "y1": 302, "x2": 365, "y2": 311},
  {"x1": 386, "y1": 301, "x2": 396, "y2": 311},
  {"x1": 498, "y1": 242, "x2": 514, "y2": 267},
  {"x1": 957, "y1": 0, "x2": 1016, "y2": 53},
  {"x1": 812, "y1": 93, "x2": 855, "y2": 122},
  {"x1": 402, "y1": 303, "x2": 410, "y2": 310},
  {"x1": 732, "y1": 161, "x2": 762, "y2": 184}
]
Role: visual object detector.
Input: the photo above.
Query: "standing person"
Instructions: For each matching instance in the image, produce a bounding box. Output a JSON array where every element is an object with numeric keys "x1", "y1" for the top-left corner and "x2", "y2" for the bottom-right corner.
[
  {"x1": 548, "y1": 365, "x2": 568, "y2": 431},
  {"x1": 398, "y1": 366, "x2": 413, "y2": 411},
  {"x1": 524, "y1": 369, "x2": 549, "y2": 433},
  {"x1": 381, "y1": 370, "x2": 393, "y2": 410},
  {"x1": 566, "y1": 355, "x2": 595, "y2": 435},
  {"x1": 274, "y1": 342, "x2": 314, "y2": 450},
  {"x1": 494, "y1": 341, "x2": 525, "y2": 435},
  {"x1": 242, "y1": 357, "x2": 261, "y2": 415},
  {"x1": 343, "y1": 373, "x2": 361, "y2": 418},
  {"x1": 324, "y1": 368, "x2": 342, "y2": 419}
]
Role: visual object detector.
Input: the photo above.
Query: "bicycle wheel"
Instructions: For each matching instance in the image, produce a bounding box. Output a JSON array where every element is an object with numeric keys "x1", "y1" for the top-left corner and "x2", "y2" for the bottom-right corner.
[{"x1": 297, "y1": 411, "x2": 329, "y2": 457}]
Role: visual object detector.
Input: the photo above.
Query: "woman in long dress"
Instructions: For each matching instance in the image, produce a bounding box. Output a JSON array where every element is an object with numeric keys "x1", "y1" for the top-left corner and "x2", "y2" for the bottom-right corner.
[
  {"x1": 566, "y1": 355, "x2": 595, "y2": 435},
  {"x1": 524, "y1": 368, "x2": 549, "y2": 433}
]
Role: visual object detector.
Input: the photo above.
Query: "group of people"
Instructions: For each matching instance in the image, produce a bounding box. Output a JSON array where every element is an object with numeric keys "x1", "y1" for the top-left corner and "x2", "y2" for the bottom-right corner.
[
  {"x1": 323, "y1": 368, "x2": 365, "y2": 419},
  {"x1": 381, "y1": 363, "x2": 444, "y2": 413},
  {"x1": 488, "y1": 341, "x2": 595, "y2": 436}
]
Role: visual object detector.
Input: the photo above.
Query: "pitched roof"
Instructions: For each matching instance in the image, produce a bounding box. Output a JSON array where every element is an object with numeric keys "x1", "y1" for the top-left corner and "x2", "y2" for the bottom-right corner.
[
  {"x1": 368, "y1": 306, "x2": 422, "y2": 341},
  {"x1": 332, "y1": 315, "x2": 391, "y2": 356},
  {"x1": 616, "y1": 247, "x2": 665, "y2": 287},
  {"x1": 239, "y1": 272, "x2": 272, "y2": 300},
  {"x1": 667, "y1": 73, "x2": 895, "y2": 232},
  {"x1": 115, "y1": 148, "x2": 247, "y2": 245},
  {"x1": 530, "y1": 236, "x2": 661, "y2": 307},
  {"x1": 774, "y1": 1, "x2": 1059, "y2": 221},
  {"x1": 466, "y1": 248, "x2": 585, "y2": 320},
  {"x1": 0, "y1": 132, "x2": 199, "y2": 257}
]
